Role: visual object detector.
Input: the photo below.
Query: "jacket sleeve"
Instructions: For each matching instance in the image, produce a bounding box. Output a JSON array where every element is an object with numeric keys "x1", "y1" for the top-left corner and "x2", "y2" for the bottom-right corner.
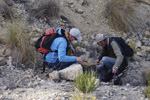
[
  {"x1": 111, "y1": 41, "x2": 124, "y2": 69},
  {"x1": 58, "y1": 39, "x2": 76, "y2": 62}
]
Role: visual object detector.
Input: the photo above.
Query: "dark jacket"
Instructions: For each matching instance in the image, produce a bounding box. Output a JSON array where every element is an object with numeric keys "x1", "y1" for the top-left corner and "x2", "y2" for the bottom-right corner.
[{"x1": 98, "y1": 38, "x2": 128, "y2": 73}]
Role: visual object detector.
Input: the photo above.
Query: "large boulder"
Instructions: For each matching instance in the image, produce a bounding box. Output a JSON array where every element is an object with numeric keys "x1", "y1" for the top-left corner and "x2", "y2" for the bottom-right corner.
[{"x1": 59, "y1": 64, "x2": 83, "y2": 80}]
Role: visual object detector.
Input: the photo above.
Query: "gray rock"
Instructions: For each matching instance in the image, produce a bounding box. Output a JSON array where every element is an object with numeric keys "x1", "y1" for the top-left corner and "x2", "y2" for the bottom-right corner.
[{"x1": 0, "y1": 58, "x2": 7, "y2": 66}]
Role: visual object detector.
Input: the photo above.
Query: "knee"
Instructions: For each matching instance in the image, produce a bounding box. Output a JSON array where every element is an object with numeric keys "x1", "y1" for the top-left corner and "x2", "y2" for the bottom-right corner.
[
  {"x1": 96, "y1": 65, "x2": 104, "y2": 73},
  {"x1": 101, "y1": 57, "x2": 109, "y2": 64}
]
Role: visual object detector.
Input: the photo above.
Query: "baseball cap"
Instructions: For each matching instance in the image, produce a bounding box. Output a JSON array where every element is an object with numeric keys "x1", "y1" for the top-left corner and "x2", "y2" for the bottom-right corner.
[
  {"x1": 95, "y1": 34, "x2": 106, "y2": 43},
  {"x1": 70, "y1": 28, "x2": 82, "y2": 42}
]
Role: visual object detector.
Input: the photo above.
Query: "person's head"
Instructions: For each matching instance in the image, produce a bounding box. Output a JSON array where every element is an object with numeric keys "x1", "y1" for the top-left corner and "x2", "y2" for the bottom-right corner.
[
  {"x1": 69, "y1": 28, "x2": 82, "y2": 43},
  {"x1": 95, "y1": 33, "x2": 107, "y2": 47}
]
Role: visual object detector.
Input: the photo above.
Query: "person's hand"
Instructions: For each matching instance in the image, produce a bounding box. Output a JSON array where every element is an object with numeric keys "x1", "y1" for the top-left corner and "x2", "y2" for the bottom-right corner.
[
  {"x1": 112, "y1": 67, "x2": 117, "y2": 74},
  {"x1": 95, "y1": 58, "x2": 100, "y2": 65},
  {"x1": 76, "y1": 57, "x2": 84, "y2": 63}
]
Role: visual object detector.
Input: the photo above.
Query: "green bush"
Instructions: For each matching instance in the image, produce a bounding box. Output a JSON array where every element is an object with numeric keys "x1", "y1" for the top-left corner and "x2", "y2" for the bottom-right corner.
[
  {"x1": 5, "y1": 20, "x2": 37, "y2": 66},
  {"x1": 74, "y1": 71, "x2": 99, "y2": 93}
]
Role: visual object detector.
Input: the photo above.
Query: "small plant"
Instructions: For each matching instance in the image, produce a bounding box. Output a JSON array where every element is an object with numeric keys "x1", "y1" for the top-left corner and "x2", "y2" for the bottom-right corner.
[
  {"x1": 145, "y1": 70, "x2": 150, "y2": 86},
  {"x1": 74, "y1": 71, "x2": 99, "y2": 93},
  {"x1": 29, "y1": 0, "x2": 59, "y2": 19},
  {"x1": 143, "y1": 84, "x2": 150, "y2": 99},
  {"x1": 5, "y1": 19, "x2": 37, "y2": 66},
  {"x1": 143, "y1": 70, "x2": 150, "y2": 99},
  {"x1": 0, "y1": 0, "x2": 13, "y2": 19},
  {"x1": 105, "y1": 0, "x2": 143, "y2": 32},
  {"x1": 72, "y1": 90, "x2": 97, "y2": 100}
]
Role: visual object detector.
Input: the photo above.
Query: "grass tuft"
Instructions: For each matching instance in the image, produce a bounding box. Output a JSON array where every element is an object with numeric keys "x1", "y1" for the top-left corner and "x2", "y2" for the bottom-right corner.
[
  {"x1": 29, "y1": 0, "x2": 60, "y2": 20},
  {"x1": 5, "y1": 19, "x2": 37, "y2": 66},
  {"x1": 72, "y1": 90, "x2": 97, "y2": 100},
  {"x1": 105, "y1": 0, "x2": 143, "y2": 32},
  {"x1": 0, "y1": 0, "x2": 13, "y2": 19},
  {"x1": 74, "y1": 71, "x2": 99, "y2": 93},
  {"x1": 143, "y1": 70, "x2": 150, "y2": 99},
  {"x1": 145, "y1": 70, "x2": 150, "y2": 86}
]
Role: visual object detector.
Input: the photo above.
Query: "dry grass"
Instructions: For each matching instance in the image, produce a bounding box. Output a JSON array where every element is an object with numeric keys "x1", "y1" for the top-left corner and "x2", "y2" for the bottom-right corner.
[
  {"x1": 0, "y1": 0, "x2": 13, "y2": 19},
  {"x1": 71, "y1": 90, "x2": 97, "y2": 100},
  {"x1": 29, "y1": 0, "x2": 60, "y2": 20},
  {"x1": 143, "y1": 70, "x2": 150, "y2": 99},
  {"x1": 4, "y1": 19, "x2": 37, "y2": 66},
  {"x1": 105, "y1": 0, "x2": 143, "y2": 32}
]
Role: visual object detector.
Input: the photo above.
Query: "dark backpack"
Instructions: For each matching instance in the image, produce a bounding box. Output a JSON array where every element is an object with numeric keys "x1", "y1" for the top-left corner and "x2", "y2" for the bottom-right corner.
[
  {"x1": 110, "y1": 37, "x2": 134, "y2": 57},
  {"x1": 35, "y1": 28, "x2": 64, "y2": 55}
]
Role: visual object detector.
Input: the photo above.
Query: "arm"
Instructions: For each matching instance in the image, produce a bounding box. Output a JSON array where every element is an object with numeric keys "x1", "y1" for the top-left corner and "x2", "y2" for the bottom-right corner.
[
  {"x1": 111, "y1": 41, "x2": 124, "y2": 72},
  {"x1": 58, "y1": 39, "x2": 77, "y2": 62}
]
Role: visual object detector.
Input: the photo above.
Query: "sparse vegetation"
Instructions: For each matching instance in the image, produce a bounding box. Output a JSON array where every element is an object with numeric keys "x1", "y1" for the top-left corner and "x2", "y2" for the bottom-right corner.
[
  {"x1": 71, "y1": 90, "x2": 97, "y2": 100},
  {"x1": 0, "y1": 0, "x2": 13, "y2": 19},
  {"x1": 143, "y1": 70, "x2": 150, "y2": 99},
  {"x1": 145, "y1": 70, "x2": 150, "y2": 86},
  {"x1": 4, "y1": 20, "x2": 37, "y2": 66},
  {"x1": 74, "y1": 71, "x2": 99, "y2": 93},
  {"x1": 105, "y1": 0, "x2": 143, "y2": 32},
  {"x1": 29, "y1": 0, "x2": 60, "y2": 20},
  {"x1": 143, "y1": 85, "x2": 150, "y2": 99}
]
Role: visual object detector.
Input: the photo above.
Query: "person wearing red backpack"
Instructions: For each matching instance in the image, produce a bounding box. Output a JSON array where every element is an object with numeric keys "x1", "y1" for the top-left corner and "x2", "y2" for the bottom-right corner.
[
  {"x1": 45, "y1": 28, "x2": 84, "y2": 71},
  {"x1": 94, "y1": 34, "x2": 132, "y2": 85}
]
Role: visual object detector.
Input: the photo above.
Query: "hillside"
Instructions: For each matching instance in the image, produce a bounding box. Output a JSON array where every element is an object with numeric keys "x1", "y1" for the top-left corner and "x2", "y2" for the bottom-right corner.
[{"x1": 0, "y1": 0, "x2": 150, "y2": 99}]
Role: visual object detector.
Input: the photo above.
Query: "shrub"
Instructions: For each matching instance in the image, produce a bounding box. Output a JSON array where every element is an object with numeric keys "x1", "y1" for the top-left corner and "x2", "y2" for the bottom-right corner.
[
  {"x1": 0, "y1": 0, "x2": 13, "y2": 19},
  {"x1": 74, "y1": 71, "x2": 99, "y2": 93},
  {"x1": 143, "y1": 85, "x2": 150, "y2": 99},
  {"x1": 105, "y1": 0, "x2": 143, "y2": 32},
  {"x1": 145, "y1": 70, "x2": 150, "y2": 86},
  {"x1": 143, "y1": 70, "x2": 150, "y2": 99},
  {"x1": 29, "y1": 0, "x2": 60, "y2": 20},
  {"x1": 4, "y1": 20, "x2": 37, "y2": 66}
]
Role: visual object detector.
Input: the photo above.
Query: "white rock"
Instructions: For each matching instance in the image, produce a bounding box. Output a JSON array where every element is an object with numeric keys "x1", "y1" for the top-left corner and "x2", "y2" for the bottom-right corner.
[{"x1": 59, "y1": 64, "x2": 83, "y2": 80}]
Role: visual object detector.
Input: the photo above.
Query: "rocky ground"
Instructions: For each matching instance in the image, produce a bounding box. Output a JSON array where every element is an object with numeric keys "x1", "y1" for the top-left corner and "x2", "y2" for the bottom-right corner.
[
  {"x1": 0, "y1": 62, "x2": 147, "y2": 100},
  {"x1": 0, "y1": 0, "x2": 150, "y2": 100}
]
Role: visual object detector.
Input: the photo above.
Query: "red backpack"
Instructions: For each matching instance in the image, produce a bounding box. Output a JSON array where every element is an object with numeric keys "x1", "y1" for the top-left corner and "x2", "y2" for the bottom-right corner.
[{"x1": 35, "y1": 28, "x2": 61, "y2": 54}]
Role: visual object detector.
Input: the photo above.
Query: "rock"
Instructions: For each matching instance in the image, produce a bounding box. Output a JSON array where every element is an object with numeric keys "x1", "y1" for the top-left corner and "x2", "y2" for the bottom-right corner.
[
  {"x1": 66, "y1": 0, "x2": 74, "y2": 4},
  {"x1": 144, "y1": 31, "x2": 150, "y2": 38},
  {"x1": 0, "y1": 58, "x2": 7, "y2": 66},
  {"x1": 78, "y1": 0, "x2": 84, "y2": 5},
  {"x1": 59, "y1": 64, "x2": 83, "y2": 80},
  {"x1": 135, "y1": 40, "x2": 142, "y2": 49},
  {"x1": 141, "y1": 46, "x2": 150, "y2": 52},
  {"x1": 49, "y1": 71, "x2": 60, "y2": 80},
  {"x1": 75, "y1": 8, "x2": 84, "y2": 14}
]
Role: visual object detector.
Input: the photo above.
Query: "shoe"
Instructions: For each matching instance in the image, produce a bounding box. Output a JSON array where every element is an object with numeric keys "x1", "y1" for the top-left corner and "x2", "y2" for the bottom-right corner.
[{"x1": 114, "y1": 77, "x2": 122, "y2": 85}]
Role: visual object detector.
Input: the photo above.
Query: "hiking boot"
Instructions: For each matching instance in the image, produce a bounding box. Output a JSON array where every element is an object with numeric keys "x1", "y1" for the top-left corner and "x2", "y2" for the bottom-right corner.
[{"x1": 113, "y1": 77, "x2": 122, "y2": 85}]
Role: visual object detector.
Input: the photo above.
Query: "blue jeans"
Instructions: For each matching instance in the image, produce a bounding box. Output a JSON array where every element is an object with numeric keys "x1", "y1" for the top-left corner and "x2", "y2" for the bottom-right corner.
[
  {"x1": 46, "y1": 59, "x2": 77, "y2": 71},
  {"x1": 97, "y1": 56, "x2": 116, "y2": 73}
]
